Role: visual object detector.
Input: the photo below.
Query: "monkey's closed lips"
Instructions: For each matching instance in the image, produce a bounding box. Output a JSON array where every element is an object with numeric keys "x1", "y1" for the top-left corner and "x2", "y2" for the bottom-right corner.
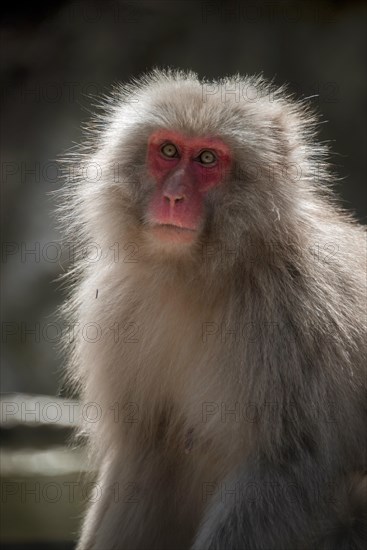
[{"x1": 150, "y1": 223, "x2": 197, "y2": 244}]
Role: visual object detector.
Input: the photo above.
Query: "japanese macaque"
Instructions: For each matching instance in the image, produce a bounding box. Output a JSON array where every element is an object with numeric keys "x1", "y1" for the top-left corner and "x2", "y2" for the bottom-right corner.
[{"x1": 59, "y1": 70, "x2": 367, "y2": 549}]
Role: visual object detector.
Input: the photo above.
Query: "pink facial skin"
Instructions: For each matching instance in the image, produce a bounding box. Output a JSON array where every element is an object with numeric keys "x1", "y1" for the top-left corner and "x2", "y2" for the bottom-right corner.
[{"x1": 146, "y1": 130, "x2": 232, "y2": 244}]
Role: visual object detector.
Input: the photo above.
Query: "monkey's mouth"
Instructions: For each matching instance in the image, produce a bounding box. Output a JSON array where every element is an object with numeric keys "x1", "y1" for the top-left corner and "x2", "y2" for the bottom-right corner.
[{"x1": 149, "y1": 224, "x2": 198, "y2": 244}]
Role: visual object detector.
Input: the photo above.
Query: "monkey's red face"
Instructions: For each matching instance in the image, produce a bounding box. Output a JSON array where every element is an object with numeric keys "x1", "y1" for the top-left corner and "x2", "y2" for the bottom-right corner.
[{"x1": 146, "y1": 130, "x2": 232, "y2": 244}]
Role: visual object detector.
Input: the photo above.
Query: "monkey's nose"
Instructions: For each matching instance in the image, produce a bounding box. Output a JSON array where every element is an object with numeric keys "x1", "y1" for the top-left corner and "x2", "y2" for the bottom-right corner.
[{"x1": 163, "y1": 193, "x2": 185, "y2": 206}]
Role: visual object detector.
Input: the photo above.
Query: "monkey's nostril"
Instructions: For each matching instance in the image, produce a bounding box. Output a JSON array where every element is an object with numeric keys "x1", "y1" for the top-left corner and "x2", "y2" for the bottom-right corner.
[{"x1": 164, "y1": 194, "x2": 185, "y2": 205}]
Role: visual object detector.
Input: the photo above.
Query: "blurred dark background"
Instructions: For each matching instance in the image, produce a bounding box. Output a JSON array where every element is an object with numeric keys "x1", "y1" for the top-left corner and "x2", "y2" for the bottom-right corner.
[{"x1": 1, "y1": 0, "x2": 366, "y2": 547}]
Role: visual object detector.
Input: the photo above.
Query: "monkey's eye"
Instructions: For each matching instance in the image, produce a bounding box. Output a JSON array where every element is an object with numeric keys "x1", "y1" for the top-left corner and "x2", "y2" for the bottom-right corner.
[
  {"x1": 161, "y1": 143, "x2": 178, "y2": 158},
  {"x1": 197, "y1": 150, "x2": 217, "y2": 165}
]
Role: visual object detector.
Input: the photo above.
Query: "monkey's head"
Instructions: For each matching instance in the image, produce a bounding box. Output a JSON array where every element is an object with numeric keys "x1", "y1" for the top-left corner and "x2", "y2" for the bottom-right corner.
[{"x1": 68, "y1": 70, "x2": 326, "y2": 269}]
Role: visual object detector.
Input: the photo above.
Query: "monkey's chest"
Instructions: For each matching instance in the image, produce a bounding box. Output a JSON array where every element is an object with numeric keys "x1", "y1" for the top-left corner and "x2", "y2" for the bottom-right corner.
[
  {"x1": 122, "y1": 293, "x2": 222, "y2": 403},
  {"x1": 118, "y1": 293, "x2": 248, "y2": 469}
]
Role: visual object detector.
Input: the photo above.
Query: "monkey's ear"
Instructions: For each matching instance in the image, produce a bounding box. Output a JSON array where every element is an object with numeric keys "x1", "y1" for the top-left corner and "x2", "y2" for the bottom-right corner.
[
  {"x1": 269, "y1": 111, "x2": 293, "y2": 153},
  {"x1": 268, "y1": 97, "x2": 324, "y2": 175}
]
